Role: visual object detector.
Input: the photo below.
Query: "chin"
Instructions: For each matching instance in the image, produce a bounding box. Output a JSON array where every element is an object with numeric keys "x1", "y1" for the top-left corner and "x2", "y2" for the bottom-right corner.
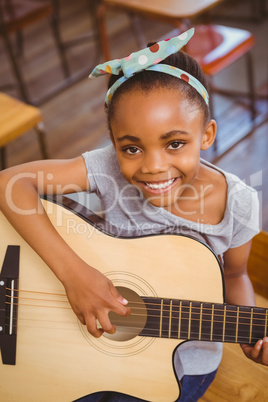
[{"x1": 144, "y1": 195, "x2": 175, "y2": 210}]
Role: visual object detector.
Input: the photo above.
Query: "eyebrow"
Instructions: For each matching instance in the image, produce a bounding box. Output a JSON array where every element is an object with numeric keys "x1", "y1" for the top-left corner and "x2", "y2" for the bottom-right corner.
[
  {"x1": 116, "y1": 135, "x2": 141, "y2": 143},
  {"x1": 116, "y1": 130, "x2": 189, "y2": 143},
  {"x1": 160, "y1": 130, "x2": 189, "y2": 139}
]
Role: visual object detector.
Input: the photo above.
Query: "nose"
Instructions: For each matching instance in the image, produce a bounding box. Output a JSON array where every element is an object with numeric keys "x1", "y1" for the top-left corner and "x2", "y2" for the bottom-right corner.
[{"x1": 140, "y1": 151, "x2": 168, "y2": 174}]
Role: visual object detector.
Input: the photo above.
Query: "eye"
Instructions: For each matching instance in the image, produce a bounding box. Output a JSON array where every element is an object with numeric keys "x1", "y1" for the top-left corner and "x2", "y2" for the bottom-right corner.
[
  {"x1": 167, "y1": 141, "x2": 184, "y2": 150},
  {"x1": 124, "y1": 146, "x2": 141, "y2": 155}
]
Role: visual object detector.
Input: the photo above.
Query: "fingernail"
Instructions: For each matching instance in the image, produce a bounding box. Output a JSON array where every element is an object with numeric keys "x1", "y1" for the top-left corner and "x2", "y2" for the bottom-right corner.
[{"x1": 122, "y1": 298, "x2": 128, "y2": 305}]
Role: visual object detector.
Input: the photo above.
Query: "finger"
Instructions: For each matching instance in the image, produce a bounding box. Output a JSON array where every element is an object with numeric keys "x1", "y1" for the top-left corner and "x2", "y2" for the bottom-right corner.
[
  {"x1": 110, "y1": 286, "x2": 131, "y2": 316},
  {"x1": 250, "y1": 339, "x2": 263, "y2": 359},
  {"x1": 111, "y1": 286, "x2": 128, "y2": 306},
  {"x1": 77, "y1": 314, "x2": 86, "y2": 326},
  {"x1": 240, "y1": 343, "x2": 252, "y2": 358},
  {"x1": 114, "y1": 303, "x2": 131, "y2": 317},
  {"x1": 262, "y1": 337, "x2": 268, "y2": 364},
  {"x1": 97, "y1": 312, "x2": 116, "y2": 335},
  {"x1": 85, "y1": 315, "x2": 104, "y2": 338}
]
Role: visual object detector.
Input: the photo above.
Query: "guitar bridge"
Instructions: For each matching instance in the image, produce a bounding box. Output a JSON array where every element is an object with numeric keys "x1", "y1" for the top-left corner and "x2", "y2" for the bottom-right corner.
[{"x1": 0, "y1": 245, "x2": 20, "y2": 365}]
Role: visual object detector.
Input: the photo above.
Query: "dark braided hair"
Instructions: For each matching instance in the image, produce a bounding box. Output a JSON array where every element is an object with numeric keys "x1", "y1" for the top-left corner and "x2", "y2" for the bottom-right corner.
[{"x1": 107, "y1": 49, "x2": 210, "y2": 134}]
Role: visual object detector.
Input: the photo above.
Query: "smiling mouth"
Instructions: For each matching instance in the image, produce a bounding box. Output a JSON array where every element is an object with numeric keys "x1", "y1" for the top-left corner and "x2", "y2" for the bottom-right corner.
[{"x1": 143, "y1": 178, "x2": 176, "y2": 190}]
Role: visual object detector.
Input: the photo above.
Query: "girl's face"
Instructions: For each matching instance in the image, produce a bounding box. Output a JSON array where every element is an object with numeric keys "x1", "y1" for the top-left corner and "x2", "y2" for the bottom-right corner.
[{"x1": 110, "y1": 87, "x2": 215, "y2": 210}]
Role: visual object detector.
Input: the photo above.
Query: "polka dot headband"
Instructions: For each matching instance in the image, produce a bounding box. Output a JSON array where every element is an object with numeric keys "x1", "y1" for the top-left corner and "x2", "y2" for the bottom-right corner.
[{"x1": 89, "y1": 28, "x2": 209, "y2": 106}]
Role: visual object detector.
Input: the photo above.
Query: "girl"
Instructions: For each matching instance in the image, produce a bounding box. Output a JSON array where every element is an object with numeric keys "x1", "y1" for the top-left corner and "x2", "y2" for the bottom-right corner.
[{"x1": 0, "y1": 28, "x2": 267, "y2": 401}]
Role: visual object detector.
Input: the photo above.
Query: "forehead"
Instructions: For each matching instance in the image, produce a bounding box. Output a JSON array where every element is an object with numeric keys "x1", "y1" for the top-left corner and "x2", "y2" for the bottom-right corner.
[{"x1": 110, "y1": 87, "x2": 203, "y2": 135}]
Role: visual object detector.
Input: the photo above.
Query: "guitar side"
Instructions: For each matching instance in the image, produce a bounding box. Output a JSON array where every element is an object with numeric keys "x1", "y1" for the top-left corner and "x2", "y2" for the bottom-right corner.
[{"x1": 0, "y1": 198, "x2": 224, "y2": 402}]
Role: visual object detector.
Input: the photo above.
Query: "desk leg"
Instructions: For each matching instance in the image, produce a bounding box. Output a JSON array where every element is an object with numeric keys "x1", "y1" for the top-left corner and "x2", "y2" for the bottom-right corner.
[{"x1": 0, "y1": 9, "x2": 31, "y2": 103}]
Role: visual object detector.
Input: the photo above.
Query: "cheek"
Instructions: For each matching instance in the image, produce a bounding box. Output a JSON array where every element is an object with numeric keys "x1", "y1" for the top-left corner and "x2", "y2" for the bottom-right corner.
[
  {"x1": 116, "y1": 153, "x2": 137, "y2": 182},
  {"x1": 177, "y1": 147, "x2": 200, "y2": 175}
]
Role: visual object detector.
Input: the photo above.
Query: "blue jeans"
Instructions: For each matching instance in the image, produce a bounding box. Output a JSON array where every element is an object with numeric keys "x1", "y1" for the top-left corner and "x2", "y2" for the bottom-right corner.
[{"x1": 76, "y1": 369, "x2": 217, "y2": 402}]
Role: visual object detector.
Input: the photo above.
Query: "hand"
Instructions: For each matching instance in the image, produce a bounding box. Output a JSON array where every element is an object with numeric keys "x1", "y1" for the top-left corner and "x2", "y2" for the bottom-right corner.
[
  {"x1": 240, "y1": 337, "x2": 268, "y2": 365},
  {"x1": 62, "y1": 262, "x2": 130, "y2": 338}
]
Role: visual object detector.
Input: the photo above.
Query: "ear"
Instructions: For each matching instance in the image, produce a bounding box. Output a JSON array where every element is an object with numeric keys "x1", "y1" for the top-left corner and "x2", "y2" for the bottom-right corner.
[{"x1": 201, "y1": 119, "x2": 217, "y2": 150}]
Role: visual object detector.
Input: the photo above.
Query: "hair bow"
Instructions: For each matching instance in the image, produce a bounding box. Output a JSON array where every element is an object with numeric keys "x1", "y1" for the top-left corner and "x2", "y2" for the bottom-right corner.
[{"x1": 89, "y1": 28, "x2": 209, "y2": 106}]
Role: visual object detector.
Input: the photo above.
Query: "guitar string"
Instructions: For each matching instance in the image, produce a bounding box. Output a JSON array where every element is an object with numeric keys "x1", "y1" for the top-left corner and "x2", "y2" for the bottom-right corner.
[
  {"x1": 4, "y1": 301, "x2": 267, "y2": 330},
  {"x1": 3, "y1": 319, "x2": 264, "y2": 343},
  {"x1": 4, "y1": 292, "x2": 268, "y2": 319},
  {"x1": 6, "y1": 287, "x2": 67, "y2": 297},
  {"x1": 5, "y1": 288, "x2": 267, "y2": 317},
  {"x1": 3, "y1": 324, "x2": 261, "y2": 343},
  {"x1": 4, "y1": 301, "x2": 268, "y2": 327},
  {"x1": 4, "y1": 306, "x2": 265, "y2": 340},
  {"x1": 4, "y1": 302, "x2": 267, "y2": 340}
]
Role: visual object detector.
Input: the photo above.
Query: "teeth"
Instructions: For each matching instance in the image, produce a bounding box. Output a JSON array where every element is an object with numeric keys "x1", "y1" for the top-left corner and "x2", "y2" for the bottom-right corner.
[{"x1": 145, "y1": 178, "x2": 175, "y2": 190}]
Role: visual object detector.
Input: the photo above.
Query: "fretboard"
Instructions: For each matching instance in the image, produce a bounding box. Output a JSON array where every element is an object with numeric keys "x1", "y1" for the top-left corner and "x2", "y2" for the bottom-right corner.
[{"x1": 140, "y1": 297, "x2": 268, "y2": 345}]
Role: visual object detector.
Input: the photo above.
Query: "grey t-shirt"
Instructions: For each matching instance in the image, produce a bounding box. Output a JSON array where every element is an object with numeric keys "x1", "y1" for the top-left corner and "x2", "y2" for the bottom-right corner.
[{"x1": 82, "y1": 145, "x2": 260, "y2": 378}]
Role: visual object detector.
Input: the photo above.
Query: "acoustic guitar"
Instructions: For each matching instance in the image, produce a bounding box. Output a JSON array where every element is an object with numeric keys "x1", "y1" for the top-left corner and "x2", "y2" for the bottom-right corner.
[{"x1": 0, "y1": 196, "x2": 267, "y2": 402}]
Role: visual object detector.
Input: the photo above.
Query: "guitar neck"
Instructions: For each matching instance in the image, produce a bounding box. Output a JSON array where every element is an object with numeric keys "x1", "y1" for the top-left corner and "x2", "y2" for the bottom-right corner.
[{"x1": 140, "y1": 297, "x2": 268, "y2": 345}]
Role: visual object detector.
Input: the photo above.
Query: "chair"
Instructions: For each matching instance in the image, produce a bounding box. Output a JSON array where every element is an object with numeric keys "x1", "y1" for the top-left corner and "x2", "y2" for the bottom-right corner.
[
  {"x1": 183, "y1": 24, "x2": 256, "y2": 122},
  {"x1": 0, "y1": 92, "x2": 48, "y2": 169},
  {"x1": 96, "y1": 0, "x2": 257, "y2": 153},
  {"x1": 0, "y1": 0, "x2": 70, "y2": 105}
]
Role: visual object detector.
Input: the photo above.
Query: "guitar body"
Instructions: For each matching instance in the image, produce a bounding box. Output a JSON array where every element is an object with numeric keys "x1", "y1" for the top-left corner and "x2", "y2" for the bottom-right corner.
[{"x1": 0, "y1": 198, "x2": 224, "y2": 402}]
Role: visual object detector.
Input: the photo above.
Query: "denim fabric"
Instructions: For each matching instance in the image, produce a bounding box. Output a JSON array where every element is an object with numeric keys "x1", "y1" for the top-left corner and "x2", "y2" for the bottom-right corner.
[
  {"x1": 76, "y1": 369, "x2": 217, "y2": 402},
  {"x1": 178, "y1": 369, "x2": 217, "y2": 401}
]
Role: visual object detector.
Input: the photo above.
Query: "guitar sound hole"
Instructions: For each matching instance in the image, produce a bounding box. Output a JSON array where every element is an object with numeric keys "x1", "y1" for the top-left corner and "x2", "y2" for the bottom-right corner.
[{"x1": 104, "y1": 286, "x2": 147, "y2": 342}]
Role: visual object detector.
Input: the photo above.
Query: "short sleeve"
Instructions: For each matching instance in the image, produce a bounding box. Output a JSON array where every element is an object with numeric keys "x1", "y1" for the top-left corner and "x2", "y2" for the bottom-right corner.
[
  {"x1": 227, "y1": 178, "x2": 260, "y2": 248},
  {"x1": 82, "y1": 145, "x2": 121, "y2": 196}
]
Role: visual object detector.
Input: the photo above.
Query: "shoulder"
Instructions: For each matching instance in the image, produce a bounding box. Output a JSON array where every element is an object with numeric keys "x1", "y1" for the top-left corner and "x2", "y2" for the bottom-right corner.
[
  {"x1": 198, "y1": 160, "x2": 259, "y2": 229},
  {"x1": 212, "y1": 165, "x2": 260, "y2": 246},
  {"x1": 82, "y1": 145, "x2": 124, "y2": 193},
  {"x1": 82, "y1": 144, "x2": 117, "y2": 169},
  {"x1": 200, "y1": 159, "x2": 258, "y2": 212},
  {"x1": 198, "y1": 160, "x2": 227, "y2": 224},
  {"x1": 215, "y1": 167, "x2": 259, "y2": 225},
  {"x1": 82, "y1": 144, "x2": 123, "y2": 178}
]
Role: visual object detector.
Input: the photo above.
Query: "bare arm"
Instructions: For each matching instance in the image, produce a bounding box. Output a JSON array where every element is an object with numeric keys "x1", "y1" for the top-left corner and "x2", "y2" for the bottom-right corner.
[
  {"x1": 224, "y1": 241, "x2": 268, "y2": 365},
  {"x1": 0, "y1": 158, "x2": 129, "y2": 337}
]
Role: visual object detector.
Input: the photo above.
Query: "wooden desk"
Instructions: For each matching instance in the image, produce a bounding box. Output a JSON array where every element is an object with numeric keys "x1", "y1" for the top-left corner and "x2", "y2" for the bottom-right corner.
[
  {"x1": 99, "y1": 0, "x2": 224, "y2": 59},
  {"x1": 103, "y1": 0, "x2": 223, "y2": 19}
]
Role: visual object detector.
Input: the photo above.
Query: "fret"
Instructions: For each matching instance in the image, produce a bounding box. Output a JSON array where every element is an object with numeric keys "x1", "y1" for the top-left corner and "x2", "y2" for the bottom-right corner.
[
  {"x1": 159, "y1": 299, "x2": 163, "y2": 338},
  {"x1": 235, "y1": 307, "x2": 239, "y2": 343},
  {"x1": 185, "y1": 301, "x2": 202, "y2": 341},
  {"x1": 213, "y1": 304, "x2": 228, "y2": 342},
  {"x1": 251, "y1": 306, "x2": 267, "y2": 344},
  {"x1": 161, "y1": 299, "x2": 174, "y2": 339},
  {"x1": 140, "y1": 296, "x2": 163, "y2": 338},
  {"x1": 199, "y1": 303, "x2": 203, "y2": 341},
  {"x1": 249, "y1": 308, "x2": 253, "y2": 344},
  {"x1": 200, "y1": 303, "x2": 213, "y2": 341},
  {"x1": 178, "y1": 301, "x2": 182, "y2": 339},
  {"x1": 222, "y1": 305, "x2": 226, "y2": 342},
  {"x1": 210, "y1": 304, "x2": 214, "y2": 341},
  {"x1": 179, "y1": 301, "x2": 191, "y2": 339},
  {"x1": 237, "y1": 306, "x2": 251, "y2": 344},
  {"x1": 140, "y1": 297, "x2": 268, "y2": 344},
  {"x1": 223, "y1": 304, "x2": 237, "y2": 343},
  {"x1": 265, "y1": 310, "x2": 268, "y2": 337},
  {"x1": 168, "y1": 300, "x2": 172, "y2": 338},
  {"x1": 188, "y1": 302, "x2": 192, "y2": 339}
]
